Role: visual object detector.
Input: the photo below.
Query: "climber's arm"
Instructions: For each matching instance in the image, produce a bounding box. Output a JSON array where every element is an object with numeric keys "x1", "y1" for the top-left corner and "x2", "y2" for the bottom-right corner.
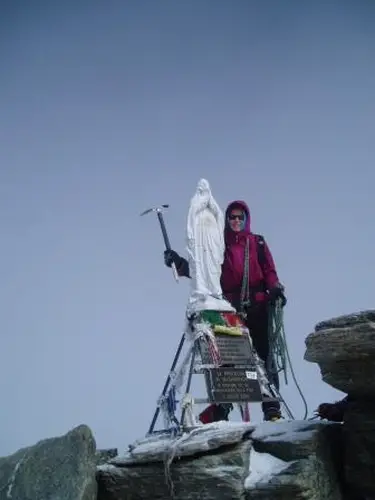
[{"x1": 262, "y1": 239, "x2": 280, "y2": 290}]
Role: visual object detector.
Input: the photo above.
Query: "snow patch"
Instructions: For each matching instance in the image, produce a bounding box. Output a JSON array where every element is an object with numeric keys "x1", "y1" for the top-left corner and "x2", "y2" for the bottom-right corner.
[
  {"x1": 252, "y1": 419, "x2": 317, "y2": 442},
  {"x1": 6, "y1": 454, "x2": 28, "y2": 498},
  {"x1": 113, "y1": 421, "x2": 254, "y2": 465},
  {"x1": 97, "y1": 463, "x2": 120, "y2": 474},
  {"x1": 246, "y1": 448, "x2": 291, "y2": 488}
]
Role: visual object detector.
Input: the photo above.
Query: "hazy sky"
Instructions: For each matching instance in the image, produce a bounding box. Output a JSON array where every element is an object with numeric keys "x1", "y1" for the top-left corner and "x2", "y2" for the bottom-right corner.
[{"x1": 1, "y1": 0, "x2": 375, "y2": 456}]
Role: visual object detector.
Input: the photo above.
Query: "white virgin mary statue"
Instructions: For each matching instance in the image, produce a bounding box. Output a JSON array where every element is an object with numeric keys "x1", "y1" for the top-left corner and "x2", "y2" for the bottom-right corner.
[{"x1": 186, "y1": 178, "x2": 235, "y2": 316}]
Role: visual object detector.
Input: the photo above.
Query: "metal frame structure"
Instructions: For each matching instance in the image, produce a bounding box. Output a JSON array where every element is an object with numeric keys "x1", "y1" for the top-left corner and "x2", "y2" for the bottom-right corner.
[{"x1": 146, "y1": 321, "x2": 288, "y2": 436}]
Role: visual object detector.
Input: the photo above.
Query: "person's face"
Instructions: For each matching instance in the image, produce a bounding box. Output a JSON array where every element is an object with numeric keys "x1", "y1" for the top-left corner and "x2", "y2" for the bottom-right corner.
[{"x1": 228, "y1": 208, "x2": 245, "y2": 232}]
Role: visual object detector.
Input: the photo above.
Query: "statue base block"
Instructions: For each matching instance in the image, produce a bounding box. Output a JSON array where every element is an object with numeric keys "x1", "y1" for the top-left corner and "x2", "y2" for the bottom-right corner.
[
  {"x1": 189, "y1": 309, "x2": 267, "y2": 404},
  {"x1": 205, "y1": 367, "x2": 263, "y2": 403}
]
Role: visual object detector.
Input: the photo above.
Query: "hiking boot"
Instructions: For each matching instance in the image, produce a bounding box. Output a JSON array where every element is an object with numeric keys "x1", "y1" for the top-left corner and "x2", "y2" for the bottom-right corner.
[
  {"x1": 263, "y1": 407, "x2": 282, "y2": 422},
  {"x1": 268, "y1": 415, "x2": 283, "y2": 422}
]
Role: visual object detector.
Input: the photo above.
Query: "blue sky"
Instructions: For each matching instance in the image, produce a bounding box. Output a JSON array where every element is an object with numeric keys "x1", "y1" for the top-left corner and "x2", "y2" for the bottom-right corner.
[{"x1": 1, "y1": 0, "x2": 375, "y2": 455}]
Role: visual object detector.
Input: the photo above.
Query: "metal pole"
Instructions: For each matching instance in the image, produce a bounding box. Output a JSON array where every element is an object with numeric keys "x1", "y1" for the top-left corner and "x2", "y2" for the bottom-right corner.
[
  {"x1": 147, "y1": 333, "x2": 185, "y2": 435},
  {"x1": 180, "y1": 341, "x2": 197, "y2": 427}
]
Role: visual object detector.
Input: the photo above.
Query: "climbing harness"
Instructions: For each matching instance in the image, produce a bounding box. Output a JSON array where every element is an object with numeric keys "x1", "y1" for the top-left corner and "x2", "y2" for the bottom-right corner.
[
  {"x1": 239, "y1": 234, "x2": 267, "y2": 314},
  {"x1": 239, "y1": 238, "x2": 251, "y2": 314}
]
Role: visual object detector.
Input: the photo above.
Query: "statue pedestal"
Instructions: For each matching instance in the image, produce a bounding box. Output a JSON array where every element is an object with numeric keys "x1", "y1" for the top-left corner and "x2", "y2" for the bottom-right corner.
[{"x1": 190, "y1": 309, "x2": 269, "y2": 404}]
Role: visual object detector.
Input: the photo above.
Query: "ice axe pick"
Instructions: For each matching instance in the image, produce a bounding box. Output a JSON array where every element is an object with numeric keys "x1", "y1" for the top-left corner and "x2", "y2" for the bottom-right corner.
[{"x1": 140, "y1": 204, "x2": 179, "y2": 283}]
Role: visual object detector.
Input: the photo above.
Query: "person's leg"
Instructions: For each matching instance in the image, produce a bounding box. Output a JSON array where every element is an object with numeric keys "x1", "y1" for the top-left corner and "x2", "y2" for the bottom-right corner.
[
  {"x1": 246, "y1": 305, "x2": 281, "y2": 420},
  {"x1": 198, "y1": 403, "x2": 233, "y2": 424}
]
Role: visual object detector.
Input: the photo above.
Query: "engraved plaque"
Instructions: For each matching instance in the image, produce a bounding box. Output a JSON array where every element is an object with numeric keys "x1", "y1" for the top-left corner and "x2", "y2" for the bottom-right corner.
[
  {"x1": 199, "y1": 333, "x2": 255, "y2": 366},
  {"x1": 205, "y1": 367, "x2": 263, "y2": 403}
]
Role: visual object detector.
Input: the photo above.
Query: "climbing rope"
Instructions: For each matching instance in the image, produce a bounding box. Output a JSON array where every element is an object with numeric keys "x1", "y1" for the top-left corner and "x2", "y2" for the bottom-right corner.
[
  {"x1": 267, "y1": 301, "x2": 288, "y2": 384},
  {"x1": 267, "y1": 300, "x2": 309, "y2": 420},
  {"x1": 240, "y1": 238, "x2": 250, "y2": 312},
  {"x1": 239, "y1": 235, "x2": 309, "y2": 420}
]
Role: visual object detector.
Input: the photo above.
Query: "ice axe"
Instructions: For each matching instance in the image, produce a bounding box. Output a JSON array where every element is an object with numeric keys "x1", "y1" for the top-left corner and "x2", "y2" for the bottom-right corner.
[{"x1": 140, "y1": 204, "x2": 179, "y2": 283}]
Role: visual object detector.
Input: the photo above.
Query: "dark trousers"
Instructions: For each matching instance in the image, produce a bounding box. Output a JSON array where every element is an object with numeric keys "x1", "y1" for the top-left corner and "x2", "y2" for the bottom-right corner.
[{"x1": 245, "y1": 303, "x2": 281, "y2": 416}]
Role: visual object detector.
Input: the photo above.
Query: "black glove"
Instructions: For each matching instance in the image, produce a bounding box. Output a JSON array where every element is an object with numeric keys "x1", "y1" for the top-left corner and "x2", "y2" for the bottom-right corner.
[
  {"x1": 164, "y1": 249, "x2": 182, "y2": 269},
  {"x1": 164, "y1": 250, "x2": 191, "y2": 278},
  {"x1": 316, "y1": 402, "x2": 345, "y2": 422},
  {"x1": 269, "y1": 284, "x2": 287, "y2": 307}
]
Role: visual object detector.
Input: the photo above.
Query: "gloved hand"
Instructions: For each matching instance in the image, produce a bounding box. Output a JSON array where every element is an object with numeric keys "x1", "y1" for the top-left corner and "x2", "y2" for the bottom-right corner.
[
  {"x1": 315, "y1": 402, "x2": 345, "y2": 422},
  {"x1": 164, "y1": 249, "x2": 181, "y2": 268},
  {"x1": 269, "y1": 283, "x2": 287, "y2": 307}
]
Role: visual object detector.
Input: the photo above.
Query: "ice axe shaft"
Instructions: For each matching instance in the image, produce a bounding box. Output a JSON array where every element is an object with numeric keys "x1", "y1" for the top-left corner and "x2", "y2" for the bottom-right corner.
[
  {"x1": 140, "y1": 204, "x2": 179, "y2": 283},
  {"x1": 156, "y1": 211, "x2": 179, "y2": 282},
  {"x1": 157, "y1": 211, "x2": 172, "y2": 250}
]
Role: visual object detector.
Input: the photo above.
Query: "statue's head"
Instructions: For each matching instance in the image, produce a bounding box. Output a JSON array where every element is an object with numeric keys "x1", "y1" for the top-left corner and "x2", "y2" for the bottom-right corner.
[
  {"x1": 196, "y1": 178, "x2": 210, "y2": 194},
  {"x1": 193, "y1": 178, "x2": 221, "y2": 219}
]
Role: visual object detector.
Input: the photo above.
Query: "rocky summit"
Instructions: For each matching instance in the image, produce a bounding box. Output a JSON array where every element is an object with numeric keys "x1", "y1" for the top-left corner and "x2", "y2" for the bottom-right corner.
[
  {"x1": 97, "y1": 419, "x2": 343, "y2": 500},
  {"x1": 1, "y1": 309, "x2": 375, "y2": 500}
]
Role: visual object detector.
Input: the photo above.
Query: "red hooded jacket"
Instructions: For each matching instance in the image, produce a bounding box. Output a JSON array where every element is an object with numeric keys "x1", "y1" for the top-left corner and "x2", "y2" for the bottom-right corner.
[{"x1": 220, "y1": 200, "x2": 280, "y2": 305}]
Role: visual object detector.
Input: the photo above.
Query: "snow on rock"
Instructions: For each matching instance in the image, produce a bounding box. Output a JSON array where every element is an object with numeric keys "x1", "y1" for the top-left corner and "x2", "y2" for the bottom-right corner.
[
  {"x1": 109, "y1": 420, "x2": 253, "y2": 465},
  {"x1": 251, "y1": 418, "x2": 317, "y2": 440},
  {"x1": 245, "y1": 420, "x2": 344, "y2": 500},
  {"x1": 97, "y1": 421, "x2": 253, "y2": 500},
  {"x1": 251, "y1": 419, "x2": 329, "y2": 461},
  {"x1": 96, "y1": 419, "x2": 344, "y2": 500}
]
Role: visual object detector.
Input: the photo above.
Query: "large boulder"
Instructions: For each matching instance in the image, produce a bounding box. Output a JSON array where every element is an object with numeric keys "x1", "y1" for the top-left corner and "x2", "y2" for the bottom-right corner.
[
  {"x1": 247, "y1": 420, "x2": 344, "y2": 500},
  {"x1": 0, "y1": 424, "x2": 97, "y2": 500},
  {"x1": 304, "y1": 310, "x2": 375, "y2": 395},
  {"x1": 97, "y1": 422, "x2": 253, "y2": 500},
  {"x1": 305, "y1": 310, "x2": 375, "y2": 499}
]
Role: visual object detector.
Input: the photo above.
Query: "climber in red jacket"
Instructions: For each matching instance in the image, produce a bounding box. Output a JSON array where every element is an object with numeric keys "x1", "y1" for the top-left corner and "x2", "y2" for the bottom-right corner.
[{"x1": 164, "y1": 200, "x2": 286, "y2": 422}]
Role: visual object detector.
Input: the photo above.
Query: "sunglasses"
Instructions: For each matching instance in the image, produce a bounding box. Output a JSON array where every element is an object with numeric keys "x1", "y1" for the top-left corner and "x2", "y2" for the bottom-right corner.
[{"x1": 228, "y1": 213, "x2": 245, "y2": 221}]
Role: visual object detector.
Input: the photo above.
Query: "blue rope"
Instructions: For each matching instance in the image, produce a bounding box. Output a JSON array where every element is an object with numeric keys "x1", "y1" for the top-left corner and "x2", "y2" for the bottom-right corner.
[
  {"x1": 165, "y1": 386, "x2": 180, "y2": 431},
  {"x1": 167, "y1": 386, "x2": 177, "y2": 416}
]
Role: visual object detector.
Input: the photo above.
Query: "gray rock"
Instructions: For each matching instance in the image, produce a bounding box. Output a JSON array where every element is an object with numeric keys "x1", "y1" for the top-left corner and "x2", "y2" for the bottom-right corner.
[
  {"x1": 98, "y1": 440, "x2": 251, "y2": 500},
  {"x1": 245, "y1": 458, "x2": 337, "y2": 500},
  {"x1": 304, "y1": 310, "x2": 375, "y2": 394},
  {"x1": 110, "y1": 421, "x2": 254, "y2": 465},
  {"x1": 343, "y1": 400, "x2": 375, "y2": 499},
  {"x1": 304, "y1": 309, "x2": 375, "y2": 499},
  {"x1": 95, "y1": 449, "x2": 118, "y2": 466},
  {"x1": 0, "y1": 424, "x2": 97, "y2": 500},
  {"x1": 97, "y1": 419, "x2": 345, "y2": 500},
  {"x1": 245, "y1": 420, "x2": 344, "y2": 500},
  {"x1": 251, "y1": 420, "x2": 341, "y2": 462},
  {"x1": 314, "y1": 310, "x2": 375, "y2": 332},
  {"x1": 97, "y1": 422, "x2": 253, "y2": 500}
]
